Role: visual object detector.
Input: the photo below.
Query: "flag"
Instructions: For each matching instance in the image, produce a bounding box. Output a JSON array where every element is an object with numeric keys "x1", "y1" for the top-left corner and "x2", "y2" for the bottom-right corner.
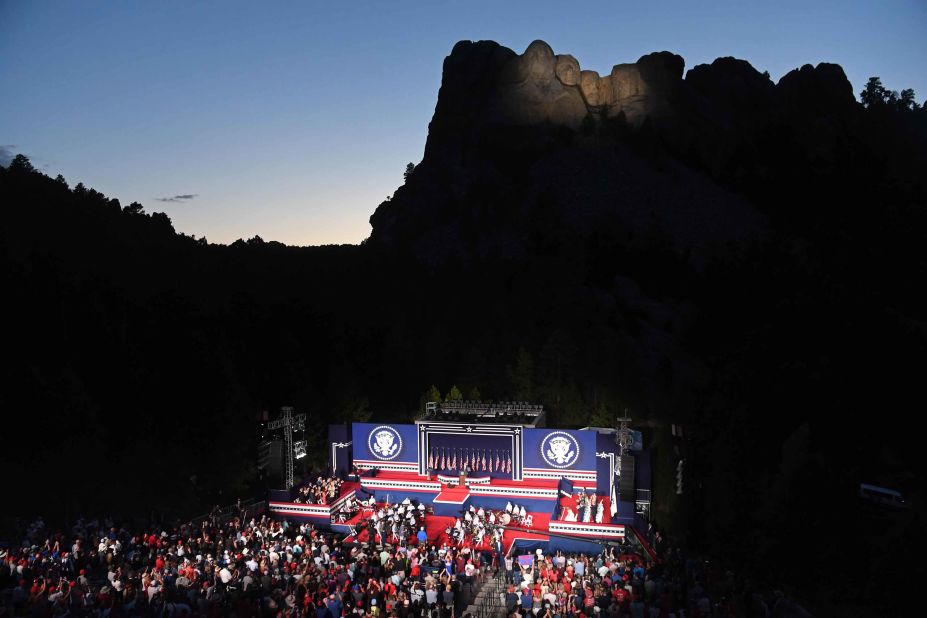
[
  {"x1": 471, "y1": 450, "x2": 476, "y2": 470},
  {"x1": 452, "y1": 450, "x2": 456, "y2": 470},
  {"x1": 482, "y1": 450, "x2": 487, "y2": 471},
  {"x1": 440, "y1": 448, "x2": 445, "y2": 470},
  {"x1": 507, "y1": 454, "x2": 512, "y2": 474},
  {"x1": 495, "y1": 450, "x2": 500, "y2": 471},
  {"x1": 428, "y1": 449, "x2": 434, "y2": 470},
  {"x1": 610, "y1": 481, "x2": 618, "y2": 519}
]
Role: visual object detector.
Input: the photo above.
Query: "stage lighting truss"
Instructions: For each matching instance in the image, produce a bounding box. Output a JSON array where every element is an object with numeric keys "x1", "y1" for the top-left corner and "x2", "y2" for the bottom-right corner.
[
  {"x1": 616, "y1": 414, "x2": 633, "y2": 455},
  {"x1": 430, "y1": 399, "x2": 544, "y2": 421}
]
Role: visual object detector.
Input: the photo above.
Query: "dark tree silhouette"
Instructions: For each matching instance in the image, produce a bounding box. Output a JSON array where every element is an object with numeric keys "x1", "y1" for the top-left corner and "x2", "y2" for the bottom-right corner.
[
  {"x1": 2, "y1": 50, "x2": 926, "y2": 616},
  {"x1": 8, "y1": 153, "x2": 35, "y2": 172}
]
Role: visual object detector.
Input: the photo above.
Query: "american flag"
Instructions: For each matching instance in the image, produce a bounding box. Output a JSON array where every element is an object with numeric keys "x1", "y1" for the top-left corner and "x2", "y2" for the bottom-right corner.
[
  {"x1": 481, "y1": 450, "x2": 487, "y2": 471},
  {"x1": 428, "y1": 449, "x2": 434, "y2": 470},
  {"x1": 610, "y1": 481, "x2": 618, "y2": 519},
  {"x1": 452, "y1": 450, "x2": 456, "y2": 470},
  {"x1": 506, "y1": 454, "x2": 512, "y2": 474},
  {"x1": 495, "y1": 450, "x2": 500, "y2": 471},
  {"x1": 440, "y1": 448, "x2": 445, "y2": 470}
]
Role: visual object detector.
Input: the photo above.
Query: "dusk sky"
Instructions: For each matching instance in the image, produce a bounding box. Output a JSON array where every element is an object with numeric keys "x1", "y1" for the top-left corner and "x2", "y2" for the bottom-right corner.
[{"x1": 2, "y1": 0, "x2": 925, "y2": 246}]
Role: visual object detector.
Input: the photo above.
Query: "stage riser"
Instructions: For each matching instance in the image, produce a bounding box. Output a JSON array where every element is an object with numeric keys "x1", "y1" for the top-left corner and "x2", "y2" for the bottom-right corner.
[
  {"x1": 466, "y1": 495, "x2": 557, "y2": 513},
  {"x1": 330, "y1": 523, "x2": 353, "y2": 535},
  {"x1": 548, "y1": 538, "x2": 608, "y2": 554},
  {"x1": 362, "y1": 488, "x2": 557, "y2": 515},
  {"x1": 431, "y1": 496, "x2": 470, "y2": 516}
]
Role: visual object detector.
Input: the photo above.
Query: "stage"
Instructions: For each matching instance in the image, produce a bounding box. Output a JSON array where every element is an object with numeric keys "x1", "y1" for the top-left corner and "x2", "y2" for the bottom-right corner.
[
  {"x1": 268, "y1": 470, "x2": 625, "y2": 555},
  {"x1": 268, "y1": 406, "x2": 641, "y2": 555}
]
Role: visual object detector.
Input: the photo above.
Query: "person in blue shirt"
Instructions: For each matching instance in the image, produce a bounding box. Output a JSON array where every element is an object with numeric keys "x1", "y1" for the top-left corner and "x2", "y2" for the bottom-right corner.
[
  {"x1": 520, "y1": 588, "x2": 533, "y2": 610},
  {"x1": 325, "y1": 594, "x2": 342, "y2": 617},
  {"x1": 417, "y1": 527, "x2": 428, "y2": 545}
]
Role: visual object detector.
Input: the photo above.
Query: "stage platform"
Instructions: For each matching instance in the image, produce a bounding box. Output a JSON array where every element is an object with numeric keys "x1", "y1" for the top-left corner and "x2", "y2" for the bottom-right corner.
[
  {"x1": 268, "y1": 470, "x2": 625, "y2": 555},
  {"x1": 337, "y1": 503, "x2": 553, "y2": 555},
  {"x1": 266, "y1": 481, "x2": 358, "y2": 523}
]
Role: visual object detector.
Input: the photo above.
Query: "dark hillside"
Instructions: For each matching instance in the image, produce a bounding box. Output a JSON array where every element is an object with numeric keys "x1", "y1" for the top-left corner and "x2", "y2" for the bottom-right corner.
[{"x1": 3, "y1": 39, "x2": 926, "y2": 614}]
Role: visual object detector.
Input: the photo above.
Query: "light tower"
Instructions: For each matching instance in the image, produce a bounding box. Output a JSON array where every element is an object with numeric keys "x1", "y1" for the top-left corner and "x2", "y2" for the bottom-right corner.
[
  {"x1": 615, "y1": 411, "x2": 633, "y2": 456},
  {"x1": 267, "y1": 406, "x2": 306, "y2": 489}
]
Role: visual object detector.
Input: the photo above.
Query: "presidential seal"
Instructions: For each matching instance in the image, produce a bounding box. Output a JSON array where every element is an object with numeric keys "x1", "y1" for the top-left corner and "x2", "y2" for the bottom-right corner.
[
  {"x1": 540, "y1": 431, "x2": 580, "y2": 468},
  {"x1": 368, "y1": 426, "x2": 403, "y2": 461}
]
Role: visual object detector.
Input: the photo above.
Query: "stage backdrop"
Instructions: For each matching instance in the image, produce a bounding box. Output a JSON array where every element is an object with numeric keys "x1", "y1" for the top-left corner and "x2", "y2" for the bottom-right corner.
[
  {"x1": 351, "y1": 423, "x2": 419, "y2": 472},
  {"x1": 522, "y1": 429, "x2": 597, "y2": 486}
]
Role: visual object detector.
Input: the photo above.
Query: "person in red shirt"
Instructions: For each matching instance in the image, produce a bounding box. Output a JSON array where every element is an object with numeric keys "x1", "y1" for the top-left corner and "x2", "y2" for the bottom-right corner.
[{"x1": 613, "y1": 585, "x2": 629, "y2": 608}]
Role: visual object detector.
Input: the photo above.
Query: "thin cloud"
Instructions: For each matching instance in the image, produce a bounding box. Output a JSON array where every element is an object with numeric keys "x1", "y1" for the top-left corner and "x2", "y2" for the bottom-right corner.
[
  {"x1": 0, "y1": 144, "x2": 18, "y2": 167},
  {"x1": 155, "y1": 193, "x2": 199, "y2": 203}
]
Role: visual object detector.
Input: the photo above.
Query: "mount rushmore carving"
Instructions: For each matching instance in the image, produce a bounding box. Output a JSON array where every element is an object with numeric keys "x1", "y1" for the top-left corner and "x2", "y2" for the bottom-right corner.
[{"x1": 486, "y1": 40, "x2": 684, "y2": 129}]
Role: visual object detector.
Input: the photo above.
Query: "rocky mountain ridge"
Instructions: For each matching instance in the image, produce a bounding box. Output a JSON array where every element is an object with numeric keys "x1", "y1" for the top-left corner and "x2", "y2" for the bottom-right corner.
[{"x1": 368, "y1": 39, "x2": 872, "y2": 266}]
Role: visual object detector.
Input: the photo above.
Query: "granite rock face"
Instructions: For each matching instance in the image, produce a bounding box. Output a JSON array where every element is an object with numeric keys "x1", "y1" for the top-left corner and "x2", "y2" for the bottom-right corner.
[
  {"x1": 482, "y1": 40, "x2": 685, "y2": 129},
  {"x1": 371, "y1": 39, "x2": 861, "y2": 264}
]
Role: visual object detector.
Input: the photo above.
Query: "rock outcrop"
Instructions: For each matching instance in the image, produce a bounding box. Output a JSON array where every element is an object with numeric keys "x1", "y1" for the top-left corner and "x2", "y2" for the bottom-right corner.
[
  {"x1": 477, "y1": 40, "x2": 686, "y2": 130},
  {"x1": 371, "y1": 39, "x2": 864, "y2": 266}
]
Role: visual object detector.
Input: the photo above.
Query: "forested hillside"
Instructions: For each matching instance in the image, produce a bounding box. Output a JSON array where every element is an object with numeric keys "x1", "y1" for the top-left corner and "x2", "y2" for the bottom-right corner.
[{"x1": 2, "y1": 40, "x2": 926, "y2": 611}]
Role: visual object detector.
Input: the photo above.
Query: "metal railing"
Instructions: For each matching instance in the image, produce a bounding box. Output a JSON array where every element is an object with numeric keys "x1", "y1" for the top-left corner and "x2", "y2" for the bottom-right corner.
[
  {"x1": 189, "y1": 497, "x2": 267, "y2": 528},
  {"x1": 470, "y1": 570, "x2": 507, "y2": 618}
]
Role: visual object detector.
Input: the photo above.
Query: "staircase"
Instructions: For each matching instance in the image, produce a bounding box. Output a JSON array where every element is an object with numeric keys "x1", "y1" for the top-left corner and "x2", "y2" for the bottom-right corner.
[{"x1": 463, "y1": 569, "x2": 508, "y2": 617}]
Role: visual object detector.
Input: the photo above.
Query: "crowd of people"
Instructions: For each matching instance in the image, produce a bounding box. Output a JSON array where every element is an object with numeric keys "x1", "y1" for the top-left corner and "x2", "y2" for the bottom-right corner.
[
  {"x1": 293, "y1": 477, "x2": 345, "y2": 506},
  {"x1": 0, "y1": 510, "x2": 498, "y2": 617},
  {"x1": 446, "y1": 505, "x2": 505, "y2": 551},
  {"x1": 367, "y1": 500, "x2": 428, "y2": 548},
  {"x1": 1, "y1": 506, "x2": 806, "y2": 617}
]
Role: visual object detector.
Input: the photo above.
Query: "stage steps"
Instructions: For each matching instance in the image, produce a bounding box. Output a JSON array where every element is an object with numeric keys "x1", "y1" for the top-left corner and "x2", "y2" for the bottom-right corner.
[
  {"x1": 432, "y1": 484, "x2": 471, "y2": 516},
  {"x1": 464, "y1": 570, "x2": 507, "y2": 618}
]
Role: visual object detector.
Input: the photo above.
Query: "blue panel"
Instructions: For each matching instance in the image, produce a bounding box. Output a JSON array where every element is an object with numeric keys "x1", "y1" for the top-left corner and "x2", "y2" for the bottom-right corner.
[
  {"x1": 367, "y1": 488, "x2": 439, "y2": 503},
  {"x1": 432, "y1": 496, "x2": 471, "y2": 517},
  {"x1": 352, "y1": 423, "x2": 419, "y2": 464},
  {"x1": 426, "y1": 434, "x2": 513, "y2": 477},
  {"x1": 548, "y1": 537, "x2": 604, "y2": 554},
  {"x1": 328, "y1": 423, "x2": 352, "y2": 477},
  {"x1": 467, "y1": 495, "x2": 555, "y2": 513},
  {"x1": 629, "y1": 430, "x2": 644, "y2": 452},
  {"x1": 508, "y1": 538, "x2": 549, "y2": 556},
  {"x1": 596, "y1": 432, "x2": 620, "y2": 499},
  {"x1": 523, "y1": 429, "x2": 597, "y2": 472}
]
